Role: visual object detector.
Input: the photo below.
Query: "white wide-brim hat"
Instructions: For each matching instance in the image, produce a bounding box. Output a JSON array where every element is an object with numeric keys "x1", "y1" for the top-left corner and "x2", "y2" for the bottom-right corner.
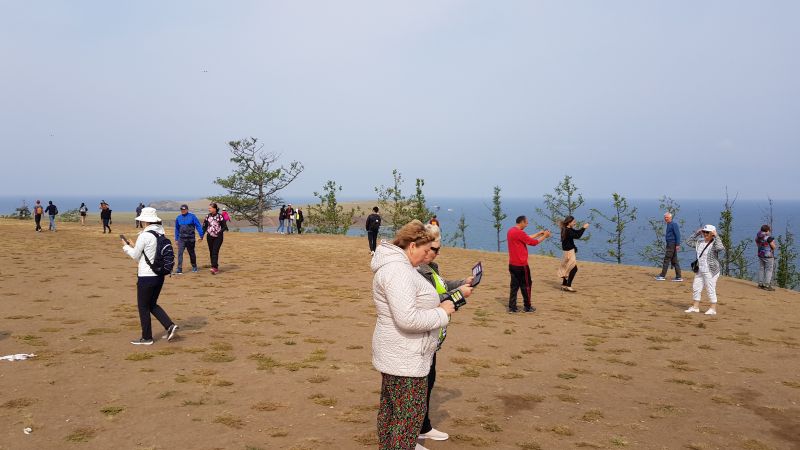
[
  {"x1": 135, "y1": 207, "x2": 161, "y2": 223},
  {"x1": 701, "y1": 224, "x2": 717, "y2": 233}
]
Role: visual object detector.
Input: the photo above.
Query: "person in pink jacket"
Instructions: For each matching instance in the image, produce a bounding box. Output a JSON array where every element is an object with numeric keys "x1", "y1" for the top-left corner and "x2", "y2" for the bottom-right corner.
[{"x1": 371, "y1": 220, "x2": 460, "y2": 450}]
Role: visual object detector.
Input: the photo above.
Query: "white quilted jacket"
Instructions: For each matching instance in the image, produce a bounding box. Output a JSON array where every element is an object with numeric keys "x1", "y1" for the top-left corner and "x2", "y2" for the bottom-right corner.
[{"x1": 371, "y1": 242, "x2": 449, "y2": 377}]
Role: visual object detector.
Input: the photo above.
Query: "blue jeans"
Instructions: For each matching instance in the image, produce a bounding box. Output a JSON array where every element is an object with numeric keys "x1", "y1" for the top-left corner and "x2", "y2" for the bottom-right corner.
[
  {"x1": 277, "y1": 219, "x2": 285, "y2": 233},
  {"x1": 286, "y1": 219, "x2": 294, "y2": 234},
  {"x1": 49, "y1": 215, "x2": 56, "y2": 231}
]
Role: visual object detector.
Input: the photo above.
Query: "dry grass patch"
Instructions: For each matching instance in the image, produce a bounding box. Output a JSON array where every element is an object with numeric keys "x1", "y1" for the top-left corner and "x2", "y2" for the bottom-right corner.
[
  {"x1": 551, "y1": 425, "x2": 574, "y2": 436},
  {"x1": 496, "y1": 393, "x2": 543, "y2": 411},
  {"x1": 353, "y1": 431, "x2": 379, "y2": 446},
  {"x1": 308, "y1": 393, "x2": 337, "y2": 407},
  {"x1": 557, "y1": 372, "x2": 578, "y2": 380},
  {"x1": 741, "y1": 440, "x2": 772, "y2": 450},
  {"x1": 65, "y1": 427, "x2": 97, "y2": 443},
  {"x1": 581, "y1": 409, "x2": 604, "y2": 422},
  {"x1": 125, "y1": 352, "x2": 154, "y2": 361},
  {"x1": 200, "y1": 351, "x2": 235, "y2": 363},
  {"x1": 516, "y1": 442, "x2": 543, "y2": 450},
  {"x1": 2, "y1": 397, "x2": 37, "y2": 408},
  {"x1": 214, "y1": 413, "x2": 245, "y2": 429},
  {"x1": 610, "y1": 435, "x2": 629, "y2": 446},
  {"x1": 252, "y1": 401, "x2": 287, "y2": 411},
  {"x1": 781, "y1": 380, "x2": 800, "y2": 389},
  {"x1": 100, "y1": 406, "x2": 125, "y2": 417},
  {"x1": 71, "y1": 346, "x2": 103, "y2": 354},
  {"x1": 666, "y1": 378, "x2": 696, "y2": 386},
  {"x1": 451, "y1": 433, "x2": 495, "y2": 447},
  {"x1": 84, "y1": 327, "x2": 120, "y2": 336}
]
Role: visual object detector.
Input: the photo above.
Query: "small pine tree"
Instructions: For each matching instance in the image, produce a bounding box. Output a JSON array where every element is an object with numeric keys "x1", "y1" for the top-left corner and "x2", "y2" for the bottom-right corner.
[
  {"x1": 591, "y1": 193, "x2": 638, "y2": 264},
  {"x1": 408, "y1": 178, "x2": 434, "y2": 224},
  {"x1": 375, "y1": 169, "x2": 411, "y2": 234},
  {"x1": 449, "y1": 213, "x2": 468, "y2": 249},
  {"x1": 535, "y1": 175, "x2": 589, "y2": 252},
  {"x1": 305, "y1": 180, "x2": 361, "y2": 234},
  {"x1": 718, "y1": 190, "x2": 750, "y2": 279},
  {"x1": 13, "y1": 200, "x2": 31, "y2": 220},
  {"x1": 490, "y1": 186, "x2": 507, "y2": 251},
  {"x1": 775, "y1": 223, "x2": 799, "y2": 289}
]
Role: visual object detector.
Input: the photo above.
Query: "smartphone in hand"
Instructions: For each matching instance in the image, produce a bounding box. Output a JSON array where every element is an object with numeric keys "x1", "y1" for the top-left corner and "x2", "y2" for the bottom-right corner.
[{"x1": 119, "y1": 234, "x2": 131, "y2": 246}]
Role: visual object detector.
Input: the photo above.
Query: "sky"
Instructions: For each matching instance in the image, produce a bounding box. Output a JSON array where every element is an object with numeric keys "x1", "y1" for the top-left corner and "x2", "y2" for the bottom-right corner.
[{"x1": 1, "y1": 1, "x2": 798, "y2": 201}]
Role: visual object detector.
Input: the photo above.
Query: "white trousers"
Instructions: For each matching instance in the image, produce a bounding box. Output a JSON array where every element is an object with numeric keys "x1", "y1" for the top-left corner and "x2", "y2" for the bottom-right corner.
[{"x1": 692, "y1": 272, "x2": 719, "y2": 304}]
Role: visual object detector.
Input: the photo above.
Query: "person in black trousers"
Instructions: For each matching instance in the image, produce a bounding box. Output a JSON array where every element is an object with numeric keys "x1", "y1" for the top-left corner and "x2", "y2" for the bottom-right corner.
[
  {"x1": 33, "y1": 200, "x2": 44, "y2": 232},
  {"x1": 203, "y1": 202, "x2": 228, "y2": 275},
  {"x1": 122, "y1": 207, "x2": 178, "y2": 345},
  {"x1": 558, "y1": 215, "x2": 590, "y2": 292},
  {"x1": 296, "y1": 208, "x2": 304, "y2": 234},
  {"x1": 100, "y1": 202, "x2": 112, "y2": 233},
  {"x1": 366, "y1": 206, "x2": 381, "y2": 255}
]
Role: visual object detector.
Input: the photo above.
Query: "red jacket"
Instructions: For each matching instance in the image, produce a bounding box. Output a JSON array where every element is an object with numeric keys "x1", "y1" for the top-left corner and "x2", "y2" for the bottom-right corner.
[{"x1": 507, "y1": 227, "x2": 540, "y2": 266}]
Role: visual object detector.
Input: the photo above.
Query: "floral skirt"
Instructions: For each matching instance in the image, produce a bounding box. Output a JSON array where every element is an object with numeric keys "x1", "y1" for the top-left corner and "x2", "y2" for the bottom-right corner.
[{"x1": 378, "y1": 372, "x2": 428, "y2": 450}]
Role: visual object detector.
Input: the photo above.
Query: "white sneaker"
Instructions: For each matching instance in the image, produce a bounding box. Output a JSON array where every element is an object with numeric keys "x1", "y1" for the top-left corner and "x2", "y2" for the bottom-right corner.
[
  {"x1": 419, "y1": 428, "x2": 449, "y2": 441},
  {"x1": 704, "y1": 309, "x2": 717, "y2": 315},
  {"x1": 684, "y1": 307, "x2": 700, "y2": 313},
  {"x1": 415, "y1": 444, "x2": 429, "y2": 450}
]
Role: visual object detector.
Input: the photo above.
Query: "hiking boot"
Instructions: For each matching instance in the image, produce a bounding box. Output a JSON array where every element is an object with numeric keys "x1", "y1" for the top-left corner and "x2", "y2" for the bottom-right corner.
[
  {"x1": 163, "y1": 324, "x2": 179, "y2": 341},
  {"x1": 131, "y1": 338, "x2": 154, "y2": 345}
]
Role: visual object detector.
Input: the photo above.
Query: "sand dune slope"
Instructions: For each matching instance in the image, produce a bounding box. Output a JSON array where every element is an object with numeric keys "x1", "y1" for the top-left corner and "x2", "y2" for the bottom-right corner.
[{"x1": 0, "y1": 219, "x2": 798, "y2": 450}]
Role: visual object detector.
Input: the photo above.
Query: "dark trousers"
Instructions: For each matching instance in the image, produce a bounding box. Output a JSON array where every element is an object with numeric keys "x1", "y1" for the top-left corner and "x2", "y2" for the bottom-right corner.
[
  {"x1": 34, "y1": 214, "x2": 42, "y2": 231},
  {"x1": 562, "y1": 266, "x2": 578, "y2": 287},
  {"x1": 102, "y1": 218, "x2": 111, "y2": 233},
  {"x1": 137, "y1": 276, "x2": 173, "y2": 340},
  {"x1": 659, "y1": 243, "x2": 681, "y2": 278},
  {"x1": 177, "y1": 239, "x2": 197, "y2": 270},
  {"x1": 508, "y1": 264, "x2": 532, "y2": 311},
  {"x1": 207, "y1": 234, "x2": 224, "y2": 269},
  {"x1": 420, "y1": 353, "x2": 437, "y2": 434},
  {"x1": 368, "y1": 230, "x2": 379, "y2": 252},
  {"x1": 297, "y1": 221, "x2": 304, "y2": 234}
]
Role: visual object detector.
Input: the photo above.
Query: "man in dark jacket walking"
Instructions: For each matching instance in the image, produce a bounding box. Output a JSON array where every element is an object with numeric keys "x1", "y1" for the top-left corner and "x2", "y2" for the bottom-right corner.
[
  {"x1": 174, "y1": 204, "x2": 204, "y2": 274},
  {"x1": 366, "y1": 207, "x2": 381, "y2": 255},
  {"x1": 44, "y1": 201, "x2": 58, "y2": 232},
  {"x1": 656, "y1": 212, "x2": 683, "y2": 281}
]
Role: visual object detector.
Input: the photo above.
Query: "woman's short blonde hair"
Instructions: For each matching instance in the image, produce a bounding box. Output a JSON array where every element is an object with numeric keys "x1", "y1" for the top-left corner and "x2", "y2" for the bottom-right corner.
[
  {"x1": 393, "y1": 220, "x2": 435, "y2": 249},
  {"x1": 424, "y1": 224, "x2": 441, "y2": 241}
]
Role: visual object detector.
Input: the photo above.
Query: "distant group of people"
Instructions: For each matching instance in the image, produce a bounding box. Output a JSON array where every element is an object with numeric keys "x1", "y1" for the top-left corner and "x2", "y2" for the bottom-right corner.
[
  {"x1": 277, "y1": 204, "x2": 304, "y2": 234},
  {"x1": 32, "y1": 200, "x2": 58, "y2": 232}
]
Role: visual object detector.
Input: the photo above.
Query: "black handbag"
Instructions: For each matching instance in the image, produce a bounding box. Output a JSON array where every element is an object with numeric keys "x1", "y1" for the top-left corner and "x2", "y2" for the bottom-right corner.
[{"x1": 691, "y1": 239, "x2": 713, "y2": 273}]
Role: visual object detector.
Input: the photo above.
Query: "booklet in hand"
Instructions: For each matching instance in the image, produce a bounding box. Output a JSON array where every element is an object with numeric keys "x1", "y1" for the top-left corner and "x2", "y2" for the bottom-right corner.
[{"x1": 471, "y1": 262, "x2": 483, "y2": 287}]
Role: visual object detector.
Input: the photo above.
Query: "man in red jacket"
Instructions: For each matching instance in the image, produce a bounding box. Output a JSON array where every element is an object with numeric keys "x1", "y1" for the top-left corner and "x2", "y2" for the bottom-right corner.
[{"x1": 507, "y1": 216, "x2": 551, "y2": 313}]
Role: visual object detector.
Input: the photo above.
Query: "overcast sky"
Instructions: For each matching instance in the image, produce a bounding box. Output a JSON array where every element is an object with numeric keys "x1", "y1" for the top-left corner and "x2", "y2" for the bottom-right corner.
[{"x1": 1, "y1": 1, "x2": 798, "y2": 200}]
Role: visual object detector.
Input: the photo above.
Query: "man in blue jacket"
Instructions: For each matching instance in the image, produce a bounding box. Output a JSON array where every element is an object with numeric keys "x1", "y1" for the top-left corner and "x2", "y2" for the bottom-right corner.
[
  {"x1": 174, "y1": 204, "x2": 204, "y2": 274},
  {"x1": 656, "y1": 212, "x2": 682, "y2": 281}
]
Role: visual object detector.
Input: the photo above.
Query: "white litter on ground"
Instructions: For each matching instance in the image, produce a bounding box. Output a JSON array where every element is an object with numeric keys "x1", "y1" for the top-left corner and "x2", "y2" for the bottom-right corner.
[{"x1": 1, "y1": 353, "x2": 36, "y2": 361}]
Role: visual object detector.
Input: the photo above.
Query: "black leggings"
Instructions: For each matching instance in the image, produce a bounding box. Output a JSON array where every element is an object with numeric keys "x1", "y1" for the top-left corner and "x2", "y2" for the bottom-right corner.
[
  {"x1": 562, "y1": 266, "x2": 578, "y2": 287},
  {"x1": 207, "y1": 233, "x2": 224, "y2": 269},
  {"x1": 137, "y1": 276, "x2": 173, "y2": 340},
  {"x1": 420, "y1": 353, "x2": 437, "y2": 434},
  {"x1": 368, "y1": 230, "x2": 379, "y2": 252}
]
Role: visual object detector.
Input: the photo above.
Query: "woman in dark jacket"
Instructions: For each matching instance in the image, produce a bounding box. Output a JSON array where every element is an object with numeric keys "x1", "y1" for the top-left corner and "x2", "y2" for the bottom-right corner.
[
  {"x1": 202, "y1": 203, "x2": 228, "y2": 275},
  {"x1": 296, "y1": 208, "x2": 304, "y2": 234},
  {"x1": 100, "y1": 202, "x2": 113, "y2": 234},
  {"x1": 558, "y1": 215, "x2": 590, "y2": 292},
  {"x1": 414, "y1": 224, "x2": 474, "y2": 443}
]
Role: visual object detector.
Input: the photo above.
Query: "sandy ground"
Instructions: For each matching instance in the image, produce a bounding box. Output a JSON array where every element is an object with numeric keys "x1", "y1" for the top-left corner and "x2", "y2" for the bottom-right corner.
[{"x1": 0, "y1": 218, "x2": 798, "y2": 450}]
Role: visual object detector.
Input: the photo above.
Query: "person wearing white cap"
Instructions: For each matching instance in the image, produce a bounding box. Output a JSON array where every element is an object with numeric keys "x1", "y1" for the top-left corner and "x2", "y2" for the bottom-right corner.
[
  {"x1": 122, "y1": 207, "x2": 178, "y2": 345},
  {"x1": 684, "y1": 224, "x2": 725, "y2": 315}
]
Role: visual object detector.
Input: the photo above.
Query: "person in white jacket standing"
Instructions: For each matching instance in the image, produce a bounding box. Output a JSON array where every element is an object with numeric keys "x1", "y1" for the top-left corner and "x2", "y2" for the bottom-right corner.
[
  {"x1": 122, "y1": 207, "x2": 178, "y2": 345},
  {"x1": 371, "y1": 220, "x2": 457, "y2": 450}
]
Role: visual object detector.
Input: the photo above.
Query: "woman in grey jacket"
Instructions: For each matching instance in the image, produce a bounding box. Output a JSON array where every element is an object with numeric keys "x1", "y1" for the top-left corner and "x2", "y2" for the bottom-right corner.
[
  {"x1": 685, "y1": 224, "x2": 725, "y2": 315},
  {"x1": 415, "y1": 224, "x2": 473, "y2": 442},
  {"x1": 371, "y1": 220, "x2": 457, "y2": 450}
]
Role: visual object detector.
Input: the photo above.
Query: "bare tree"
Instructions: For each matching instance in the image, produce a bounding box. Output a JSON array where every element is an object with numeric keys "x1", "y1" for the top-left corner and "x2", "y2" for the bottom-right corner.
[{"x1": 210, "y1": 137, "x2": 303, "y2": 232}]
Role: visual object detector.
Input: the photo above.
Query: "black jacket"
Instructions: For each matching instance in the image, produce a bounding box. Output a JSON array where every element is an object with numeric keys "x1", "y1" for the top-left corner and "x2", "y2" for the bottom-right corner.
[
  {"x1": 366, "y1": 213, "x2": 381, "y2": 232},
  {"x1": 561, "y1": 227, "x2": 586, "y2": 252}
]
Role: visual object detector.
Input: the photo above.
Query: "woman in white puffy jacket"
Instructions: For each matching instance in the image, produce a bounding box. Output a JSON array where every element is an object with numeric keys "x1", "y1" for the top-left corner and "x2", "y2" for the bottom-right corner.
[
  {"x1": 371, "y1": 220, "x2": 457, "y2": 450},
  {"x1": 122, "y1": 207, "x2": 178, "y2": 345}
]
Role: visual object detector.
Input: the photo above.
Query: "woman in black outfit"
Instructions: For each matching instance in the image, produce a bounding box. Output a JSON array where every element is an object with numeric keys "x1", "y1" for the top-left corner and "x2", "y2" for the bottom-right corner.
[
  {"x1": 100, "y1": 202, "x2": 112, "y2": 234},
  {"x1": 203, "y1": 203, "x2": 228, "y2": 275},
  {"x1": 558, "y1": 215, "x2": 590, "y2": 292}
]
